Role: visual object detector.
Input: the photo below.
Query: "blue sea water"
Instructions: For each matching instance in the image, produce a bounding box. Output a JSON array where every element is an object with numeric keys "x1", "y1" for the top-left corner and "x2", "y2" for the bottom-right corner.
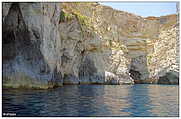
[{"x1": 2, "y1": 84, "x2": 179, "y2": 117}]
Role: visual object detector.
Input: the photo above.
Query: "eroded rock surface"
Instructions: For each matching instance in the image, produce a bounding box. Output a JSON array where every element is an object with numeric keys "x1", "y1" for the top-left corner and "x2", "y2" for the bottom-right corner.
[
  {"x1": 3, "y1": 2, "x2": 179, "y2": 89},
  {"x1": 3, "y1": 3, "x2": 62, "y2": 89}
]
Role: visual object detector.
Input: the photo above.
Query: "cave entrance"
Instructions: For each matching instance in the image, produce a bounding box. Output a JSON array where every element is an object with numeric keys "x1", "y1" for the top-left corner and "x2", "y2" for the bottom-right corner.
[{"x1": 129, "y1": 69, "x2": 141, "y2": 81}]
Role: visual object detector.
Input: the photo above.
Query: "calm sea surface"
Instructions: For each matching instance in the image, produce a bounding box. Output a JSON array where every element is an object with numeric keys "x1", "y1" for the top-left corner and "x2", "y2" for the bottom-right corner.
[{"x1": 3, "y1": 84, "x2": 179, "y2": 117}]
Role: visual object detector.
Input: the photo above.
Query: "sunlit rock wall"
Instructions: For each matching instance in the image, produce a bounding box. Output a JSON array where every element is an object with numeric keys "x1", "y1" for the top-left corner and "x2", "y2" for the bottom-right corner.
[{"x1": 3, "y1": 2, "x2": 179, "y2": 89}]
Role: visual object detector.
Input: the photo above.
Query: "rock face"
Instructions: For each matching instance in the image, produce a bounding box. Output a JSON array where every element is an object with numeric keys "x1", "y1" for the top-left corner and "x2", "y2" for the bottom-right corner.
[
  {"x1": 60, "y1": 3, "x2": 179, "y2": 84},
  {"x1": 3, "y1": 3, "x2": 63, "y2": 89},
  {"x1": 146, "y1": 22, "x2": 179, "y2": 84},
  {"x1": 3, "y1": 2, "x2": 179, "y2": 89}
]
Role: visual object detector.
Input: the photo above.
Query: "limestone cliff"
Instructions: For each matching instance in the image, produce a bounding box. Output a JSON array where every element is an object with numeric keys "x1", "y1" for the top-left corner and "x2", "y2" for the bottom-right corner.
[
  {"x1": 60, "y1": 3, "x2": 179, "y2": 84},
  {"x1": 3, "y1": 3, "x2": 63, "y2": 89},
  {"x1": 2, "y1": 2, "x2": 179, "y2": 89}
]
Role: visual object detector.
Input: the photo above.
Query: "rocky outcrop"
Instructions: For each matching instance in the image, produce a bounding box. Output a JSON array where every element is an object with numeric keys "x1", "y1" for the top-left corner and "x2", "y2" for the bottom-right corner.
[
  {"x1": 146, "y1": 23, "x2": 179, "y2": 84},
  {"x1": 3, "y1": 3, "x2": 63, "y2": 89},
  {"x1": 61, "y1": 3, "x2": 179, "y2": 84},
  {"x1": 3, "y1": 2, "x2": 179, "y2": 89}
]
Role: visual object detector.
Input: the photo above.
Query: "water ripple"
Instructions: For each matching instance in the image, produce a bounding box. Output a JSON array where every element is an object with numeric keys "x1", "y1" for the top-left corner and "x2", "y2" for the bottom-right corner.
[{"x1": 3, "y1": 84, "x2": 179, "y2": 117}]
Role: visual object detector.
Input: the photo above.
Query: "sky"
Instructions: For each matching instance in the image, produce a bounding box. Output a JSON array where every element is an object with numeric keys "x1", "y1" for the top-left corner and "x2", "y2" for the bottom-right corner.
[{"x1": 99, "y1": 2, "x2": 178, "y2": 17}]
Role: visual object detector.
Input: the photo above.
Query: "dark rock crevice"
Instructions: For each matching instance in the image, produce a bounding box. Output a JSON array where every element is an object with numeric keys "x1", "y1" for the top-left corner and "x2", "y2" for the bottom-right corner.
[
  {"x1": 157, "y1": 72, "x2": 179, "y2": 85},
  {"x1": 129, "y1": 69, "x2": 141, "y2": 81},
  {"x1": 129, "y1": 55, "x2": 150, "y2": 83},
  {"x1": 3, "y1": 3, "x2": 21, "y2": 61},
  {"x1": 78, "y1": 55, "x2": 98, "y2": 80}
]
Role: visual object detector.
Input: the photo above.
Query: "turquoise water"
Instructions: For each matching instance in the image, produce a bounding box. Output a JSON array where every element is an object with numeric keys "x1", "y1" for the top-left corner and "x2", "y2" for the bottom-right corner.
[{"x1": 2, "y1": 84, "x2": 179, "y2": 117}]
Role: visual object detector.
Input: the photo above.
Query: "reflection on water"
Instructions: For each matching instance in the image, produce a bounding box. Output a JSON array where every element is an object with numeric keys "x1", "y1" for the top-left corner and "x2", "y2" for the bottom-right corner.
[
  {"x1": 3, "y1": 84, "x2": 179, "y2": 117},
  {"x1": 147, "y1": 85, "x2": 179, "y2": 116},
  {"x1": 120, "y1": 85, "x2": 153, "y2": 116}
]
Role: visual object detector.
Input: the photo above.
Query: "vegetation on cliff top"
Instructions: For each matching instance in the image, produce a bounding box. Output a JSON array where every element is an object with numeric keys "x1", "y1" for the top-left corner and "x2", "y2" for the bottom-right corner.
[{"x1": 59, "y1": 10, "x2": 74, "y2": 22}]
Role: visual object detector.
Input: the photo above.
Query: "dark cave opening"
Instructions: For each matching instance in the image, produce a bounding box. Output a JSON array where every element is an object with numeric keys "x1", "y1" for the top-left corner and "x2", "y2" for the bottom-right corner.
[{"x1": 129, "y1": 69, "x2": 141, "y2": 81}]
